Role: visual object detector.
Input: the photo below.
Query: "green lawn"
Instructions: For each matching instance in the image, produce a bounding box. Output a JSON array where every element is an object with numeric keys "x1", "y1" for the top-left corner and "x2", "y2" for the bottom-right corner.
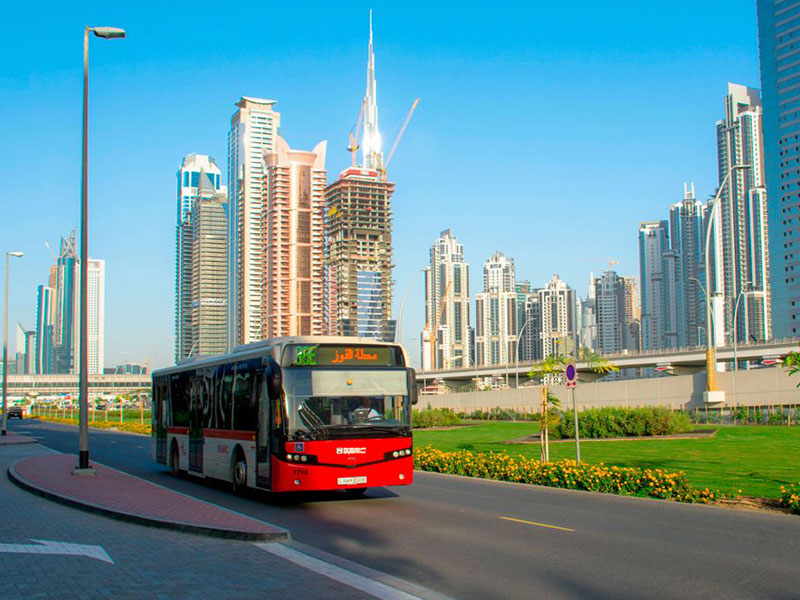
[{"x1": 413, "y1": 422, "x2": 800, "y2": 499}]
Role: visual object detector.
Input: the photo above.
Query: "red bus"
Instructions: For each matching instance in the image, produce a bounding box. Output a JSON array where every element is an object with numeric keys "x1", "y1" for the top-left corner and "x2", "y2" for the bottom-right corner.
[{"x1": 151, "y1": 336, "x2": 418, "y2": 495}]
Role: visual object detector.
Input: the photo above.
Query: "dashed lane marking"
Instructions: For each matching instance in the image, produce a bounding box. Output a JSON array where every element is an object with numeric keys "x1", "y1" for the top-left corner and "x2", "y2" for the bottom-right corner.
[
  {"x1": 500, "y1": 516, "x2": 575, "y2": 532},
  {"x1": 256, "y1": 542, "x2": 424, "y2": 600},
  {"x1": 0, "y1": 539, "x2": 114, "y2": 563}
]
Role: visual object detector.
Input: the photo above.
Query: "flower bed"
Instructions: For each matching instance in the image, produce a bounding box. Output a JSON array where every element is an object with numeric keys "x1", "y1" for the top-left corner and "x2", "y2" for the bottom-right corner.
[
  {"x1": 779, "y1": 483, "x2": 800, "y2": 514},
  {"x1": 33, "y1": 415, "x2": 151, "y2": 436},
  {"x1": 414, "y1": 446, "x2": 722, "y2": 503}
]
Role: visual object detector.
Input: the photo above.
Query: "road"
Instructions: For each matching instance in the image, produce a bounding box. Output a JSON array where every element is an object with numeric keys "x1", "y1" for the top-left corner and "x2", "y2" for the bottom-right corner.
[{"x1": 9, "y1": 419, "x2": 800, "y2": 600}]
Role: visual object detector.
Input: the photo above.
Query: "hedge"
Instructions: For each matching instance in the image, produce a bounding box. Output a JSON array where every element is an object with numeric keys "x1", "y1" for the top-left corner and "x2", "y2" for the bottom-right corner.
[
  {"x1": 412, "y1": 408, "x2": 462, "y2": 428},
  {"x1": 552, "y1": 406, "x2": 692, "y2": 440},
  {"x1": 33, "y1": 415, "x2": 151, "y2": 436},
  {"x1": 414, "y1": 446, "x2": 722, "y2": 503}
]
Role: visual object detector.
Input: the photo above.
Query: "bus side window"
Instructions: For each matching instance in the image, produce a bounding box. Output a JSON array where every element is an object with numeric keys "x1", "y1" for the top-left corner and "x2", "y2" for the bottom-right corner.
[{"x1": 233, "y1": 366, "x2": 256, "y2": 431}]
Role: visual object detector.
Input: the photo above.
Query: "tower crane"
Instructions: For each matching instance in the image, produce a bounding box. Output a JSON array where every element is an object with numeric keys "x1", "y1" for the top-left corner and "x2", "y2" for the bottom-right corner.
[
  {"x1": 378, "y1": 98, "x2": 420, "y2": 181},
  {"x1": 347, "y1": 98, "x2": 367, "y2": 167}
]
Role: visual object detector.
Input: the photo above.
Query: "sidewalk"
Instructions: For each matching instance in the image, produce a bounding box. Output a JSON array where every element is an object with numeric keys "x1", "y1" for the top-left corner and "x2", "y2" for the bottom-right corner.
[
  {"x1": 8, "y1": 452, "x2": 289, "y2": 542},
  {"x1": 0, "y1": 431, "x2": 38, "y2": 446}
]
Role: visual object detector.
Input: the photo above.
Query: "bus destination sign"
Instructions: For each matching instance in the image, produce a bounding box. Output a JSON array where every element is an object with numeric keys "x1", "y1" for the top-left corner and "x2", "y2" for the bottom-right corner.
[{"x1": 285, "y1": 344, "x2": 401, "y2": 367}]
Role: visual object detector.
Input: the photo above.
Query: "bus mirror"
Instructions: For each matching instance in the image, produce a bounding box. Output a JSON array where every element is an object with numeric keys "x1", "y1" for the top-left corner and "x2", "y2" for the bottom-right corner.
[
  {"x1": 408, "y1": 368, "x2": 419, "y2": 405},
  {"x1": 267, "y1": 359, "x2": 283, "y2": 401}
]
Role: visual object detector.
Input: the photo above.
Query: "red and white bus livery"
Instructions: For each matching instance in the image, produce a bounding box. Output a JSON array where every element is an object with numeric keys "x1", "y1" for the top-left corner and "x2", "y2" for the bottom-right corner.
[{"x1": 151, "y1": 336, "x2": 418, "y2": 496}]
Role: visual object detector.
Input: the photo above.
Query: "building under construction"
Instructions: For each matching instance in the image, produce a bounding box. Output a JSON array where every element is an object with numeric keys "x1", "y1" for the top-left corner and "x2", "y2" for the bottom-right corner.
[{"x1": 325, "y1": 167, "x2": 395, "y2": 340}]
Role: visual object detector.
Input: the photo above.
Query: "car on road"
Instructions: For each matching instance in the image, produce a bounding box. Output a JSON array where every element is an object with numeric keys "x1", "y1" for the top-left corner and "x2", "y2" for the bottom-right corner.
[{"x1": 6, "y1": 406, "x2": 24, "y2": 419}]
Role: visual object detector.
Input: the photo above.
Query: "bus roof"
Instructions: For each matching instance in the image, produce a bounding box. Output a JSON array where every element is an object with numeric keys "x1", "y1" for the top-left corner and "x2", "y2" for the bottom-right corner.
[{"x1": 152, "y1": 336, "x2": 408, "y2": 378}]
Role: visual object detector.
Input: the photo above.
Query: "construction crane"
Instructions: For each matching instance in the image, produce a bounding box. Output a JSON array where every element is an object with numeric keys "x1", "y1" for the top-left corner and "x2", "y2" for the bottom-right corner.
[
  {"x1": 424, "y1": 279, "x2": 452, "y2": 369},
  {"x1": 378, "y1": 98, "x2": 420, "y2": 181},
  {"x1": 347, "y1": 98, "x2": 367, "y2": 167},
  {"x1": 583, "y1": 257, "x2": 621, "y2": 271}
]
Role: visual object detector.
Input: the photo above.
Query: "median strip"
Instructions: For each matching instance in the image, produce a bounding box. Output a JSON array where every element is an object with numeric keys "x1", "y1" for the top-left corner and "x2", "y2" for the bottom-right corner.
[{"x1": 500, "y1": 516, "x2": 575, "y2": 532}]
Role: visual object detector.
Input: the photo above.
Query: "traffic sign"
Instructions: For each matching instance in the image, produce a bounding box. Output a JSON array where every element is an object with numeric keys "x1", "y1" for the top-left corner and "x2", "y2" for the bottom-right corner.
[{"x1": 565, "y1": 363, "x2": 577, "y2": 388}]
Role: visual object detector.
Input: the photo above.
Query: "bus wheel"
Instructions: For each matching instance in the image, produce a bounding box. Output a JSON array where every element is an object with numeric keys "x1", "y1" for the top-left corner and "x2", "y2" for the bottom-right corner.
[
  {"x1": 232, "y1": 450, "x2": 247, "y2": 494},
  {"x1": 345, "y1": 487, "x2": 367, "y2": 498},
  {"x1": 170, "y1": 442, "x2": 181, "y2": 477}
]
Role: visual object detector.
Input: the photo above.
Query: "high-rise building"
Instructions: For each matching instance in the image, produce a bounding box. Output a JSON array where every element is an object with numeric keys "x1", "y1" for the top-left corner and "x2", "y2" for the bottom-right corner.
[
  {"x1": 756, "y1": 3, "x2": 798, "y2": 336},
  {"x1": 190, "y1": 179, "x2": 229, "y2": 357},
  {"x1": 324, "y1": 15, "x2": 397, "y2": 342},
  {"x1": 669, "y1": 183, "x2": 708, "y2": 346},
  {"x1": 639, "y1": 221, "x2": 679, "y2": 350},
  {"x1": 475, "y1": 252, "x2": 517, "y2": 366},
  {"x1": 175, "y1": 154, "x2": 224, "y2": 361},
  {"x1": 35, "y1": 285, "x2": 54, "y2": 374},
  {"x1": 715, "y1": 82, "x2": 771, "y2": 343},
  {"x1": 421, "y1": 229, "x2": 471, "y2": 369},
  {"x1": 53, "y1": 232, "x2": 79, "y2": 373},
  {"x1": 621, "y1": 275, "x2": 641, "y2": 350},
  {"x1": 228, "y1": 97, "x2": 281, "y2": 347},
  {"x1": 519, "y1": 293, "x2": 543, "y2": 361},
  {"x1": 264, "y1": 136, "x2": 327, "y2": 337},
  {"x1": 86, "y1": 259, "x2": 105, "y2": 374},
  {"x1": 538, "y1": 274, "x2": 577, "y2": 357},
  {"x1": 594, "y1": 270, "x2": 629, "y2": 354}
]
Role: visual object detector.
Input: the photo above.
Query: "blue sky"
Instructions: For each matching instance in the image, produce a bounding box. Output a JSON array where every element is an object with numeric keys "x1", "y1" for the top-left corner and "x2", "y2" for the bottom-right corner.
[{"x1": 1, "y1": 1, "x2": 761, "y2": 368}]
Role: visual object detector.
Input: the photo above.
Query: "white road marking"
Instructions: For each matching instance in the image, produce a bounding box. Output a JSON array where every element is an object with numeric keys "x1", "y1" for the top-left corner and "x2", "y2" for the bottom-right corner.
[
  {"x1": 255, "y1": 543, "x2": 422, "y2": 600},
  {"x1": 0, "y1": 539, "x2": 114, "y2": 563}
]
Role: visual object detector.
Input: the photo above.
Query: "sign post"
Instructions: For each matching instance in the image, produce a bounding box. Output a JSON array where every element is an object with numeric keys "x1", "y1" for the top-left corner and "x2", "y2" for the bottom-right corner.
[{"x1": 565, "y1": 363, "x2": 580, "y2": 464}]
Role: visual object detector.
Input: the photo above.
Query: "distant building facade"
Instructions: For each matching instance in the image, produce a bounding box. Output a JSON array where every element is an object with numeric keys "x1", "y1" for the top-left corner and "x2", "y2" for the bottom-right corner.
[{"x1": 475, "y1": 252, "x2": 517, "y2": 366}]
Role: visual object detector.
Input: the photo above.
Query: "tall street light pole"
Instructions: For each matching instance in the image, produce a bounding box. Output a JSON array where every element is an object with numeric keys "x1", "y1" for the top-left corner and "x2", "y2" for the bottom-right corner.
[
  {"x1": 77, "y1": 25, "x2": 125, "y2": 472},
  {"x1": 515, "y1": 317, "x2": 533, "y2": 389},
  {"x1": 732, "y1": 282, "x2": 751, "y2": 372},
  {"x1": 703, "y1": 163, "x2": 749, "y2": 404},
  {"x1": 2, "y1": 252, "x2": 24, "y2": 436}
]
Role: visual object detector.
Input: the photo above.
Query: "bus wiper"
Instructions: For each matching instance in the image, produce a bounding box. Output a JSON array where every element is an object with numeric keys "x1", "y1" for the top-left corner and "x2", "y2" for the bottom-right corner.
[
  {"x1": 354, "y1": 424, "x2": 409, "y2": 436},
  {"x1": 297, "y1": 402, "x2": 328, "y2": 440}
]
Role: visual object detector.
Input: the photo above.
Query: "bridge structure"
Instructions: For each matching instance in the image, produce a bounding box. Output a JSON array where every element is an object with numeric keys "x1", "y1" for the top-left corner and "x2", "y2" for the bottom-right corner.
[
  {"x1": 4, "y1": 373, "x2": 151, "y2": 402},
  {"x1": 416, "y1": 337, "x2": 800, "y2": 388}
]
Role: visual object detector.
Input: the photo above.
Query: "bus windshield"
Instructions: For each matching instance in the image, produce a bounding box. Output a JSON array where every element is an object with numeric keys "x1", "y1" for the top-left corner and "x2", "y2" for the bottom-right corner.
[{"x1": 283, "y1": 368, "x2": 411, "y2": 440}]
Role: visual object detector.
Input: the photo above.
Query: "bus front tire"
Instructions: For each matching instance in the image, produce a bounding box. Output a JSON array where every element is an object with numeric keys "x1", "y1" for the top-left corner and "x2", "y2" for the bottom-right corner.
[{"x1": 232, "y1": 450, "x2": 247, "y2": 494}]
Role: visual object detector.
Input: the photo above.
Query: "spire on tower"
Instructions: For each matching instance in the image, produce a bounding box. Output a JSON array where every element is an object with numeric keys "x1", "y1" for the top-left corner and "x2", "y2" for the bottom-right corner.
[{"x1": 362, "y1": 9, "x2": 382, "y2": 170}]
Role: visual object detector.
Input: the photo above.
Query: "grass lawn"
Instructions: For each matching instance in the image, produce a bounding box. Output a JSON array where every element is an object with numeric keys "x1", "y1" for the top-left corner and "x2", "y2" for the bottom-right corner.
[{"x1": 413, "y1": 422, "x2": 800, "y2": 499}]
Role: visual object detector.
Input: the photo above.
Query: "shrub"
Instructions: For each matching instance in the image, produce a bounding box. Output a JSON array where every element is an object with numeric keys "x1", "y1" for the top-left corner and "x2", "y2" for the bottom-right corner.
[
  {"x1": 459, "y1": 406, "x2": 540, "y2": 422},
  {"x1": 779, "y1": 483, "x2": 800, "y2": 514},
  {"x1": 33, "y1": 415, "x2": 151, "y2": 436},
  {"x1": 552, "y1": 407, "x2": 692, "y2": 440},
  {"x1": 414, "y1": 446, "x2": 722, "y2": 503},
  {"x1": 412, "y1": 408, "x2": 462, "y2": 428}
]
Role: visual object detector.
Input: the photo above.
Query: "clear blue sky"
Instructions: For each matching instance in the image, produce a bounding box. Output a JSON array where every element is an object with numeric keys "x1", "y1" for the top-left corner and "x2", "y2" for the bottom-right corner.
[{"x1": 0, "y1": 1, "x2": 761, "y2": 368}]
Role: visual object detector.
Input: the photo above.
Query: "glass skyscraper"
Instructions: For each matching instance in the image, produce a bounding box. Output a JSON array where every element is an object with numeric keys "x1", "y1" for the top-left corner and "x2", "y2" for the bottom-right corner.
[{"x1": 757, "y1": 1, "x2": 800, "y2": 336}]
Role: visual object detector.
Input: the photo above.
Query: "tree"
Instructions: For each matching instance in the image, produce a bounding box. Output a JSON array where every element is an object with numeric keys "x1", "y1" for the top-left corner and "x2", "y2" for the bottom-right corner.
[
  {"x1": 527, "y1": 349, "x2": 619, "y2": 462},
  {"x1": 783, "y1": 346, "x2": 800, "y2": 386}
]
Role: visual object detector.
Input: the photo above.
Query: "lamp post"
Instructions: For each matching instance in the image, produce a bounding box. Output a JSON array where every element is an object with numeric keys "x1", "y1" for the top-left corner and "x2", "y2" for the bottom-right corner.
[
  {"x1": 2, "y1": 251, "x2": 24, "y2": 436},
  {"x1": 77, "y1": 25, "x2": 126, "y2": 472},
  {"x1": 702, "y1": 164, "x2": 749, "y2": 401},
  {"x1": 515, "y1": 317, "x2": 534, "y2": 389}
]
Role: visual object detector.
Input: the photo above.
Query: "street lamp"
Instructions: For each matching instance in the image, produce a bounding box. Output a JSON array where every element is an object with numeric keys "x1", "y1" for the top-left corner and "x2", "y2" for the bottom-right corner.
[
  {"x1": 515, "y1": 317, "x2": 534, "y2": 389},
  {"x1": 732, "y1": 282, "x2": 752, "y2": 372},
  {"x1": 703, "y1": 164, "x2": 750, "y2": 402},
  {"x1": 77, "y1": 25, "x2": 126, "y2": 472},
  {"x1": 2, "y1": 251, "x2": 24, "y2": 436}
]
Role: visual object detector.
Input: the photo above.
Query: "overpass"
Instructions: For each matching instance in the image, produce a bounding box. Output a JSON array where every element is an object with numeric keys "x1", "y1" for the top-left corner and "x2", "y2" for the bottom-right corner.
[
  {"x1": 4, "y1": 373, "x2": 151, "y2": 401},
  {"x1": 417, "y1": 337, "x2": 800, "y2": 388}
]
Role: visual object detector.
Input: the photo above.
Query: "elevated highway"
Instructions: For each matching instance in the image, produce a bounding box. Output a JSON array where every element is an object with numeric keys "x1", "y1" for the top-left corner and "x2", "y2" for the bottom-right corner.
[{"x1": 417, "y1": 337, "x2": 800, "y2": 387}]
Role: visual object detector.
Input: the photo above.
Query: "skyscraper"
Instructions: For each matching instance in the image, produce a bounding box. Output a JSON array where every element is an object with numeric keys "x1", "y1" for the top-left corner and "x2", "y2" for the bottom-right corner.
[
  {"x1": 264, "y1": 136, "x2": 327, "y2": 337},
  {"x1": 191, "y1": 182, "x2": 229, "y2": 356},
  {"x1": 422, "y1": 230, "x2": 471, "y2": 369},
  {"x1": 228, "y1": 97, "x2": 281, "y2": 347},
  {"x1": 756, "y1": 2, "x2": 799, "y2": 336},
  {"x1": 53, "y1": 231, "x2": 79, "y2": 374},
  {"x1": 324, "y1": 13, "x2": 396, "y2": 342},
  {"x1": 538, "y1": 274, "x2": 577, "y2": 357},
  {"x1": 621, "y1": 275, "x2": 641, "y2": 350},
  {"x1": 475, "y1": 252, "x2": 517, "y2": 366},
  {"x1": 639, "y1": 221, "x2": 678, "y2": 350},
  {"x1": 715, "y1": 82, "x2": 771, "y2": 343},
  {"x1": 670, "y1": 183, "x2": 708, "y2": 346},
  {"x1": 175, "y1": 154, "x2": 223, "y2": 361},
  {"x1": 594, "y1": 270, "x2": 628, "y2": 354},
  {"x1": 35, "y1": 285, "x2": 54, "y2": 374},
  {"x1": 86, "y1": 259, "x2": 105, "y2": 374}
]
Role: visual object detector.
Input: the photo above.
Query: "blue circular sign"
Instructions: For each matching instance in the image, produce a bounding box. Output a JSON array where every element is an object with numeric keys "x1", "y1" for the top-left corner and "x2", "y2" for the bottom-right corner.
[{"x1": 565, "y1": 364, "x2": 576, "y2": 382}]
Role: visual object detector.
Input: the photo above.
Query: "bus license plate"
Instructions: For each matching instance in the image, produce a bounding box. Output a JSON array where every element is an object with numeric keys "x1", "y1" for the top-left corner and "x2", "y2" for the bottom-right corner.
[{"x1": 337, "y1": 476, "x2": 367, "y2": 486}]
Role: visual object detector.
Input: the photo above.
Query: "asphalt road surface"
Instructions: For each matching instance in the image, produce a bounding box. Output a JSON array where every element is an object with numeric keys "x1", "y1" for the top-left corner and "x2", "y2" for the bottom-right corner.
[{"x1": 11, "y1": 419, "x2": 800, "y2": 600}]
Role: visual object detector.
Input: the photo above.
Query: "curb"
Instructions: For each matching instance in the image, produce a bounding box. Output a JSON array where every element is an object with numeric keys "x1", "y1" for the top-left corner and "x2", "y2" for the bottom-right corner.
[{"x1": 7, "y1": 459, "x2": 290, "y2": 542}]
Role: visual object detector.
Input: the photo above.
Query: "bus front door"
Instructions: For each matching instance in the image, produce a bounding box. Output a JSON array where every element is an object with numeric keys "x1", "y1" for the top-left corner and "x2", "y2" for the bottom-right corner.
[
  {"x1": 188, "y1": 378, "x2": 203, "y2": 473},
  {"x1": 155, "y1": 380, "x2": 167, "y2": 464},
  {"x1": 255, "y1": 376, "x2": 270, "y2": 488}
]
